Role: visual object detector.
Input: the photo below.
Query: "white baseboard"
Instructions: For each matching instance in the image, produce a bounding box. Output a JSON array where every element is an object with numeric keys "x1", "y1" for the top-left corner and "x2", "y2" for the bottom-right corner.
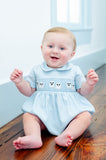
[
  {"x1": 71, "y1": 48, "x2": 106, "y2": 75},
  {"x1": 0, "y1": 82, "x2": 26, "y2": 127}
]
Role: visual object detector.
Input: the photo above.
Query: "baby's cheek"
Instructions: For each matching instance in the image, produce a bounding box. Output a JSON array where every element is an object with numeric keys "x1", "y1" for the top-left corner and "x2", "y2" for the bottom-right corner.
[{"x1": 62, "y1": 55, "x2": 70, "y2": 63}]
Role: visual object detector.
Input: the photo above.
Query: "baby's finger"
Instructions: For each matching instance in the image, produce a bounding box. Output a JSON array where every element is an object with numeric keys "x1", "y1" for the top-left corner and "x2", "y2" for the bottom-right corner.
[
  {"x1": 14, "y1": 69, "x2": 22, "y2": 77},
  {"x1": 10, "y1": 71, "x2": 22, "y2": 80},
  {"x1": 88, "y1": 72, "x2": 97, "y2": 77},
  {"x1": 92, "y1": 77, "x2": 99, "y2": 83},
  {"x1": 88, "y1": 75, "x2": 98, "y2": 81},
  {"x1": 11, "y1": 72, "x2": 19, "y2": 78},
  {"x1": 16, "y1": 69, "x2": 22, "y2": 75},
  {"x1": 88, "y1": 71, "x2": 97, "y2": 77},
  {"x1": 88, "y1": 69, "x2": 95, "y2": 74},
  {"x1": 10, "y1": 74, "x2": 16, "y2": 81},
  {"x1": 89, "y1": 75, "x2": 98, "y2": 80}
]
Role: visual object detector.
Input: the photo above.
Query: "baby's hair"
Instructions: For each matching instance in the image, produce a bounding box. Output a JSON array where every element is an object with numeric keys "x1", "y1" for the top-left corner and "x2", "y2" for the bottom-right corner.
[{"x1": 42, "y1": 27, "x2": 76, "y2": 51}]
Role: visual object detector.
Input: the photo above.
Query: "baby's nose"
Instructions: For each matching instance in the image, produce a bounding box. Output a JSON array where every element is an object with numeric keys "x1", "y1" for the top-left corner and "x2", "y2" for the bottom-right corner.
[{"x1": 53, "y1": 47, "x2": 59, "y2": 54}]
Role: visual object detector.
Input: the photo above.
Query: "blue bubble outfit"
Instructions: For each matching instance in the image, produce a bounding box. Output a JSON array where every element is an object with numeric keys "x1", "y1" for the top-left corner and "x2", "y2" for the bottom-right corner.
[{"x1": 22, "y1": 62, "x2": 95, "y2": 135}]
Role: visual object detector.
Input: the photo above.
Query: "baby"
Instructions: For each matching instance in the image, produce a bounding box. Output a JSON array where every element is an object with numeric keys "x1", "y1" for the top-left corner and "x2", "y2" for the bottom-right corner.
[{"x1": 10, "y1": 27, "x2": 99, "y2": 149}]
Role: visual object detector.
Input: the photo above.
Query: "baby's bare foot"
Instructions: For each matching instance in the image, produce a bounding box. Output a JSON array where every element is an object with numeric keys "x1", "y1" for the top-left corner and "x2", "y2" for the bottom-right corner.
[
  {"x1": 55, "y1": 133, "x2": 73, "y2": 147},
  {"x1": 13, "y1": 135, "x2": 43, "y2": 150}
]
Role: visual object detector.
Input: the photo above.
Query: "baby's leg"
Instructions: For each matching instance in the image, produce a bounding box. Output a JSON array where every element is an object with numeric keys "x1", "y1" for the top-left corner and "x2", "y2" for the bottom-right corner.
[
  {"x1": 13, "y1": 113, "x2": 45, "y2": 150},
  {"x1": 55, "y1": 111, "x2": 92, "y2": 147}
]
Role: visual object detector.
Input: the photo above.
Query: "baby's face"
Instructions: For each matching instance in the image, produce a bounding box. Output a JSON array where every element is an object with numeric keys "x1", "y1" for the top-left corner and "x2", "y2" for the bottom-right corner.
[{"x1": 41, "y1": 32, "x2": 75, "y2": 68}]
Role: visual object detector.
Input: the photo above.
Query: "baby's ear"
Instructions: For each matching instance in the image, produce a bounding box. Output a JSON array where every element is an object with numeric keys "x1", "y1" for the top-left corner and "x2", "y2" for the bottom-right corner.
[
  {"x1": 70, "y1": 51, "x2": 75, "y2": 59},
  {"x1": 41, "y1": 45, "x2": 43, "y2": 52}
]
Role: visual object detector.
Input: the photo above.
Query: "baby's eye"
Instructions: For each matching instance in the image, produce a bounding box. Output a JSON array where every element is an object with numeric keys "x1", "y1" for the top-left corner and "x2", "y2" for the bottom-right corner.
[
  {"x1": 49, "y1": 45, "x2": 53, "y2": 48},
  {"x1": 60, "y1": 47, "x2": 65, "y2": 50}
]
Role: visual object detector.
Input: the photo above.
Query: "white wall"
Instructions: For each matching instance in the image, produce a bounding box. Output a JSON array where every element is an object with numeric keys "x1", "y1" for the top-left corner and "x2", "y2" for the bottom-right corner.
[
  {"x1": 0, "y1": 0, "x2": 50, "y2": 84},
  {"x1": 0, "y1": 0, "x2": 106, "y2": 127},
  {"x1": 75, "y1": 0, "x2": 106, "y2": 59},
  {"x1": 0, "y1": 0, "x2": 51, "y2": 127}
]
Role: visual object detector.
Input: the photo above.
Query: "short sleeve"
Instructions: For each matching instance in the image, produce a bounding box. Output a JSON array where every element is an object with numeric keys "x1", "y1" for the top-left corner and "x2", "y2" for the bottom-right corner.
[
  {"x1": 74, "y1": 66, "x2": 86, "y2": 90},
  {"x1": 24, "y1": 67, "x2": 36, "y2": 89}
]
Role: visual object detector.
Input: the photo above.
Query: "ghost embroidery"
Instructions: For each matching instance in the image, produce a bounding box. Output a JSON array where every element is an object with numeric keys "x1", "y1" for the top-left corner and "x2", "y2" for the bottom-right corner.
[
  {"x1": 56, "y1": 83, "x2": 61, "y2": 89},
  {"x1": 39, "y1": 82, "x2": 44, "y2": 88},
  {"x1": 71, "y1": 84, "x2": 75, "y2": 90},
  {"x1": 66, "y1": 82, "x2": 71, "y2": 88},
  {"x1": 49, "y1": 81, "x2": 55, "y2": 87}
]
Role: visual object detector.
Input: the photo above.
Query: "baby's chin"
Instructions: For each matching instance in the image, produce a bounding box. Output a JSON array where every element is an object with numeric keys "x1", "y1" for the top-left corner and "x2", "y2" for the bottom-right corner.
[{"x1": 47, "y1": 63, "x2": 64, "y2": 69}]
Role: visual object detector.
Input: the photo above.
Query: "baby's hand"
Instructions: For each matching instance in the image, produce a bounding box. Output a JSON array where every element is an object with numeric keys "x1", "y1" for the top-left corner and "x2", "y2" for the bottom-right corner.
[
  {"x1": 10, "y1": 69, "x2": 23, "y2": 84},
  {"x1": 87, "y1": 69, "x2": 99, "y2": 86}
]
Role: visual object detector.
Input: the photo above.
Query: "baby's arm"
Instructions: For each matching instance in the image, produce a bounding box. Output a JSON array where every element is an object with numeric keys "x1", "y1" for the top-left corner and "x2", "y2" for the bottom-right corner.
[
  {"x1": 77, "y1": 69, "x2": 99, "y2": 96},
  {"x1": 10, "y1": 69, "x2": 35, "y2": 96}
]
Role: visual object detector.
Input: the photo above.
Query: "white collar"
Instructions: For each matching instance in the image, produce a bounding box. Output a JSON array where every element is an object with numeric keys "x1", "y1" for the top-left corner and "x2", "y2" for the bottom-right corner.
[{"x1": 40, "y1": 61, "x2": 73, "y2": 71}]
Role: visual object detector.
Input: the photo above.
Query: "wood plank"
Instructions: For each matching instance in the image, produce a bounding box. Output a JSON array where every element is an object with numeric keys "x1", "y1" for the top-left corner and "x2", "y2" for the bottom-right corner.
[
  {"x1": 0, "y1": 114, "x2": 23, "y2": 134},
  {"x1": 0, "y1": 115, "x2": 23, "y2": 147}
]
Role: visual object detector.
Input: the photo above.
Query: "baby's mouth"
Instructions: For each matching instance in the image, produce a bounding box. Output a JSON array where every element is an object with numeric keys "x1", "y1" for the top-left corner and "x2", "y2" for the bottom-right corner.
[{"x1": 51, "y1": 56, "x2": 59, "y2": 60}]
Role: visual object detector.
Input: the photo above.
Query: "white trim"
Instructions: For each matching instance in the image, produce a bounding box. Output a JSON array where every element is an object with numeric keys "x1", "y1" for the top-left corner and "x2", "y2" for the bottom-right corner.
[
  {"x1": 51, "y1": 0, "x2": 92, "y2": 30},
  {"x1": 71, "y1": 48, "x2": 106, "y2": 74},
  {"x1": 51, "y1": 0, "x2": 92, "y2": 45}
]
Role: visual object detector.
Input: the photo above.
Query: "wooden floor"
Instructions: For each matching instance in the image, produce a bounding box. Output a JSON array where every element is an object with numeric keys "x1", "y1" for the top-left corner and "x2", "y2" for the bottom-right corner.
[{"x1": 0, "y1": 64, "x2": 106, "y2": 160}]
